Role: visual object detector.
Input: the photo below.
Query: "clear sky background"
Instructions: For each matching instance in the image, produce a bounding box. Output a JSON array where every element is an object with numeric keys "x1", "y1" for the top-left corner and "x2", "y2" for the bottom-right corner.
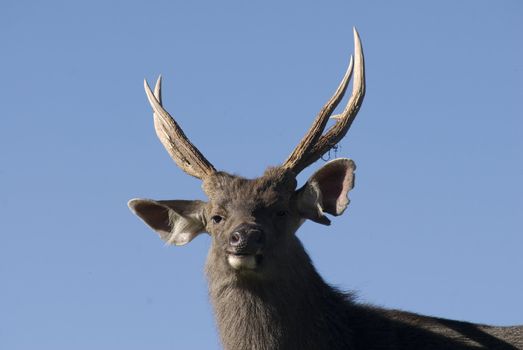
[{"x1": 1, "y1": 1, "x2": 522, "y2": 349}]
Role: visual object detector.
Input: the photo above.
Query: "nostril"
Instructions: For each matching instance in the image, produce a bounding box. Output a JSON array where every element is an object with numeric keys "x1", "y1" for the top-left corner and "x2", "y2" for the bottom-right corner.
[{"x1": 230, "y1": 231, "x2": 241, "y2": 246}]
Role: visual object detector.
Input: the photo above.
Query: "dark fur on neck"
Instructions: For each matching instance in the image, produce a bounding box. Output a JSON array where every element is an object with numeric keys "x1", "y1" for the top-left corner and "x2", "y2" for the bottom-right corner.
[
  {"x1": 207, "y1": 236, "x2": 357, "y2": 350},
  {"x1": 206, "y1": 236, "x2": 522, "y2": 350}
]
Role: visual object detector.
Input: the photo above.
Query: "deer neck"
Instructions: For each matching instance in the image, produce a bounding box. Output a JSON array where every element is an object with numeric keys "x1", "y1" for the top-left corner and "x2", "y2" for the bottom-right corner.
[{"x1": 206, "y1": 238, "x2": 355, "y2": 350}]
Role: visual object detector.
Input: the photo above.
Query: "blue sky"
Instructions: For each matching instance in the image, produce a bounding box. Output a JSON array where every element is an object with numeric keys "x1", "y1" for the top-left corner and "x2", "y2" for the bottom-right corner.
[{"x1": 1, "y1": 1, "x2": 522, "y2": 349}]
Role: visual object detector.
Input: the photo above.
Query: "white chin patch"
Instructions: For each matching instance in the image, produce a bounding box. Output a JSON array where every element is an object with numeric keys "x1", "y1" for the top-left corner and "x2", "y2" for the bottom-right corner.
[{"x1": 228, "y1": 255, "x2": 257, "y2": 270}]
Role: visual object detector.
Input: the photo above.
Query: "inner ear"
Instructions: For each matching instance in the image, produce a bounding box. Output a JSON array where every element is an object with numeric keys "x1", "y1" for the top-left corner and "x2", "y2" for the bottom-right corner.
[
  {"x1": 312, "y1": 159, "x2": 356, "y2": 216},
  {"x1": 295, "y1": 158, "x2": 356, "y2": 225},
  {"x1": 130, "y1": 200, "x2": 172, "y2": 234},
  {"x1": 128, "y1": 199, "x2": 207, "y2": 246}
]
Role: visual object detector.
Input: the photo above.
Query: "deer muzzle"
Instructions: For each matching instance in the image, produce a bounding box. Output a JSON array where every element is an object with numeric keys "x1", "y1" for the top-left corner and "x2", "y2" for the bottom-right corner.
[{"x1": 226, "y1": 224, "x2": 265, "y2": 270}]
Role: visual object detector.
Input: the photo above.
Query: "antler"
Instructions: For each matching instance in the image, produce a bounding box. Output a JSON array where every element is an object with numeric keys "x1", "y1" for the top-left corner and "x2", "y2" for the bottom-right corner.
[
  {"x1": 282, "y1": 28, "x2": 365, "y2": 174},
  {"x1": 143, "y1": 28, "x2": 363, "y2": 179},
  {"x1": 144, "y1": 76, "x2": 217, "y2": 179}
]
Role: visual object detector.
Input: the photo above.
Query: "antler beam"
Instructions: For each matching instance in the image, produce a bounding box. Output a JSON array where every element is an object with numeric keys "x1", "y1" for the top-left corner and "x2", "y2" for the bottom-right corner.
[
  {"x1": 144, "y1": 76, "x2": 216, "y2": 179},
  {"x1": 282, "y1": 27, "x2": 366, "y2": 174}
]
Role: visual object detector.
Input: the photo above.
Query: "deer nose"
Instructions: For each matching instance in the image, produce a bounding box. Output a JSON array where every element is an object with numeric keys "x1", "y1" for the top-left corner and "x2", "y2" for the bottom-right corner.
[{"x1": 229, "y1": 224, "x2": 265, "y2": 254}]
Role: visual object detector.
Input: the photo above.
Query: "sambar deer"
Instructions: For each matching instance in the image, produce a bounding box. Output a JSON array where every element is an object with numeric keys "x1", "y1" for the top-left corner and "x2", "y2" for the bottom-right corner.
[{"x1": 129, "y1": 29, "x2": 523, "y2": 350}]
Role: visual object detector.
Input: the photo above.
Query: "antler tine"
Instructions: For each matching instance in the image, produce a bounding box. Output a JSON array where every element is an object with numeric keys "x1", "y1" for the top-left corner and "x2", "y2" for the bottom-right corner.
[
  {"x1": 153, "y1": 74, "x2": 162, "y2": 104},
  {"x1": 144, "y1": 76, "x2": 216, "y2": 179},
  {"x1": 305, "y1": 28, "x2": 366, "y2": 170},
  {"x1": 282, "y1": 54, "x2": 354, "y2": 172},
  {"x1": 283, "y1": 28, "x2": 365, "y2": 174}
]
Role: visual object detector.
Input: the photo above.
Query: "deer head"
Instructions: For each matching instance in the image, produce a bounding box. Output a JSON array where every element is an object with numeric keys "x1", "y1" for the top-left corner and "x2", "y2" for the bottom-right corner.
[{"x1": 129, "y1": 28, "x2": 365, "y2": 280}]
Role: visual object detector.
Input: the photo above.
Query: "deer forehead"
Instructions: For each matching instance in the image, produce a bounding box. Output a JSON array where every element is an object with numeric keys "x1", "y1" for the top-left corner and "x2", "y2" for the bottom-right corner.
[{"x1": 202, "y1": 169, "x2": 297, "y2": 212}]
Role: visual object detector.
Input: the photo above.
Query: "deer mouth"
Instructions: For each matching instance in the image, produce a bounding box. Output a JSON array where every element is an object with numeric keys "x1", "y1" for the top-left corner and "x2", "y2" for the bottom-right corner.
[{"x1": 227, "y1": 252, "x2": 264, "y2": 270}]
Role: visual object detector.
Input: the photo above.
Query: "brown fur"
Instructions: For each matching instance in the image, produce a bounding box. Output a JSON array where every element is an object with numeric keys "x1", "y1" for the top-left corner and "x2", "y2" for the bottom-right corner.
[
  {"x1": 130, "y1": 163, "x2": 522, "y2": 349},
  {"x1": 202, "y1": 170, "x2": 522, "y2": 350},
  {"x1": 132, "y1": 40, "x2": 521, "y2": 346}
]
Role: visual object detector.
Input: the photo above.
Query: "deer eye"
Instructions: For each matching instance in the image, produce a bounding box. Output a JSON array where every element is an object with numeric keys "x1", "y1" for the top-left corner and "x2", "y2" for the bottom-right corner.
[
  {"x1": 275, "y1": 210, "x2": 287, "y2": 217},
  {"x1": 211, "y1": 215, "x2": 223, "y2": 224}
]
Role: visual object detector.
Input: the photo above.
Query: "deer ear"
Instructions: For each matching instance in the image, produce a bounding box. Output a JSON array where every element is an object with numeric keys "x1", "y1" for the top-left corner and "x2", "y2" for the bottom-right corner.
[
  {"x1": 128, "y1": 199, "x2": 207, "y2": 246},
  {"x1": 296, "y1": 158, "x2": 356, "y2": 226}
]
